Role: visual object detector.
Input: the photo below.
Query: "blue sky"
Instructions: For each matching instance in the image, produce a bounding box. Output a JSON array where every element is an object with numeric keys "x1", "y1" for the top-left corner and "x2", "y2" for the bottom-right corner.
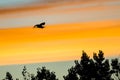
[{"x1": 0, "y1": 0, "x2": 35, "y2": 8}]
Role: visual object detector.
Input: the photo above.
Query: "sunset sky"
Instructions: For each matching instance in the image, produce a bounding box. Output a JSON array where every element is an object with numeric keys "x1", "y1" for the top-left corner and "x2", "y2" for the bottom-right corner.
[{"x1": 0, "y1": 0, "x2": 120, "y2": 66}]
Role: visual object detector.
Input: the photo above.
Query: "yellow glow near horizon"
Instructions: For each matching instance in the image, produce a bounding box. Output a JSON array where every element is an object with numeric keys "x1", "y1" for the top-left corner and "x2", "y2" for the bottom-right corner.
[{"x1": 0, "y1": 20, "x2": 120, "y2": 65}]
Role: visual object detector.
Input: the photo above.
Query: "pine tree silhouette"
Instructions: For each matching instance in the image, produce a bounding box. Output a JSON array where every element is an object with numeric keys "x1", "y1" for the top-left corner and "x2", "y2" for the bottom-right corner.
[
  {"x1": 5, "y1": 72, "x2": 13, "y2": 80},
  {"x1": 36, "y1": 66, "x2": 58, "y2": 80},
  {"x1": 111, "y1": 58, "x2": 120, "y2": 80},
  {"x1": 63, "y1": 50, "x2": 119, "y2": 80}
]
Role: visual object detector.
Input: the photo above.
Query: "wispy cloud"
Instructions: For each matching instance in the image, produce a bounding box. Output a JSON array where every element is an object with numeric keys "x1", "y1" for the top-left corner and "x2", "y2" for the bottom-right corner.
[{"x1": 0, "y1": 0, "x2": 120, "y2": 28}]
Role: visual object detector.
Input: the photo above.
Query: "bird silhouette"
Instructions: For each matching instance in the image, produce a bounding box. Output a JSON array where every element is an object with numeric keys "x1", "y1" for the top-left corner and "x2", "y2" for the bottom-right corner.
[{"x1": 34, "y1": 22, "x2": 45, "y2": 28}]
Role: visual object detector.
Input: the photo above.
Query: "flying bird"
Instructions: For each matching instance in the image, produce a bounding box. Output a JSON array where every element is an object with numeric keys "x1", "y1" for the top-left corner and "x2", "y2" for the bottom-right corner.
[{"x1": 34, "y1": 22, "x2": 45, "y2": 28}]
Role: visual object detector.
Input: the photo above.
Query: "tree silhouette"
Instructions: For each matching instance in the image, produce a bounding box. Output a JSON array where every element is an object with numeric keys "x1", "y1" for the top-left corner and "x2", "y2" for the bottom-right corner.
[
  {"x1": 63, "y1": 66, "x2": 78, "y2": 80},
  {"x1": 22, "y1": 66, "x2": 31, "y2": 80},
  {"x1": 31, "y1": 74, "x2": 36, "y2": 80},
  {"x1": 5, "y1": 72, "x2": 13, "y2": 80},
  {"x1": 93, "y1": 50, "x2": 111, "y2": 80},
  {"x1": 63, "y1": 50, "x2": 119, "y2": 80},
  {"x1": 36, "y1": 66, "x2": 58, "y2": 80},
  {"x1": 111, "y1": 58, "x2": 120, "y2": 80},
  {"x1": 21, "y1": 66, "x2": 58, "y2": 80}
]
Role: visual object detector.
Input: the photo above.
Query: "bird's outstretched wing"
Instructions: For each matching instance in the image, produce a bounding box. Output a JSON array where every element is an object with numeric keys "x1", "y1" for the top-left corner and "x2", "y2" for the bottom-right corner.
[{"x1": 40, "y1": 22, "x2": 45, "y2": 25}]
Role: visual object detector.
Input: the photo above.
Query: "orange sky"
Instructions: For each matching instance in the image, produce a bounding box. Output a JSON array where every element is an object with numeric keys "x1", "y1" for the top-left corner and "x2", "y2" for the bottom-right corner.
[
  {"x1": 0, "y1": 20, "x2": 120, "y2": 65},
  {"x1": 0, "y1": 0, "x2": 120, "y2": 65}
]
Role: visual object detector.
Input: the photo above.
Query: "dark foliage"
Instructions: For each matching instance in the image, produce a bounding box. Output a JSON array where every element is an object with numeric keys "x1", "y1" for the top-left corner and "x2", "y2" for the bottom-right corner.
[
  {"x1": 35, "y1": 66, "x2": 58, "y2": 80},
  {"x1": 63, "y1": 50, "x2": 120, "y2": 80},
  {"x1": 111, "y1": 58, "x2": 120, "y2": 80},
  {"x1": 5, "y1": 72, "x2": 13, "y2": 80},
  {"x1": 21, "y1": 66, "x2": 58, "y2": 80},
  {"x1": 63, "y1": 67, "x2": 78, "y2": 80}
]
